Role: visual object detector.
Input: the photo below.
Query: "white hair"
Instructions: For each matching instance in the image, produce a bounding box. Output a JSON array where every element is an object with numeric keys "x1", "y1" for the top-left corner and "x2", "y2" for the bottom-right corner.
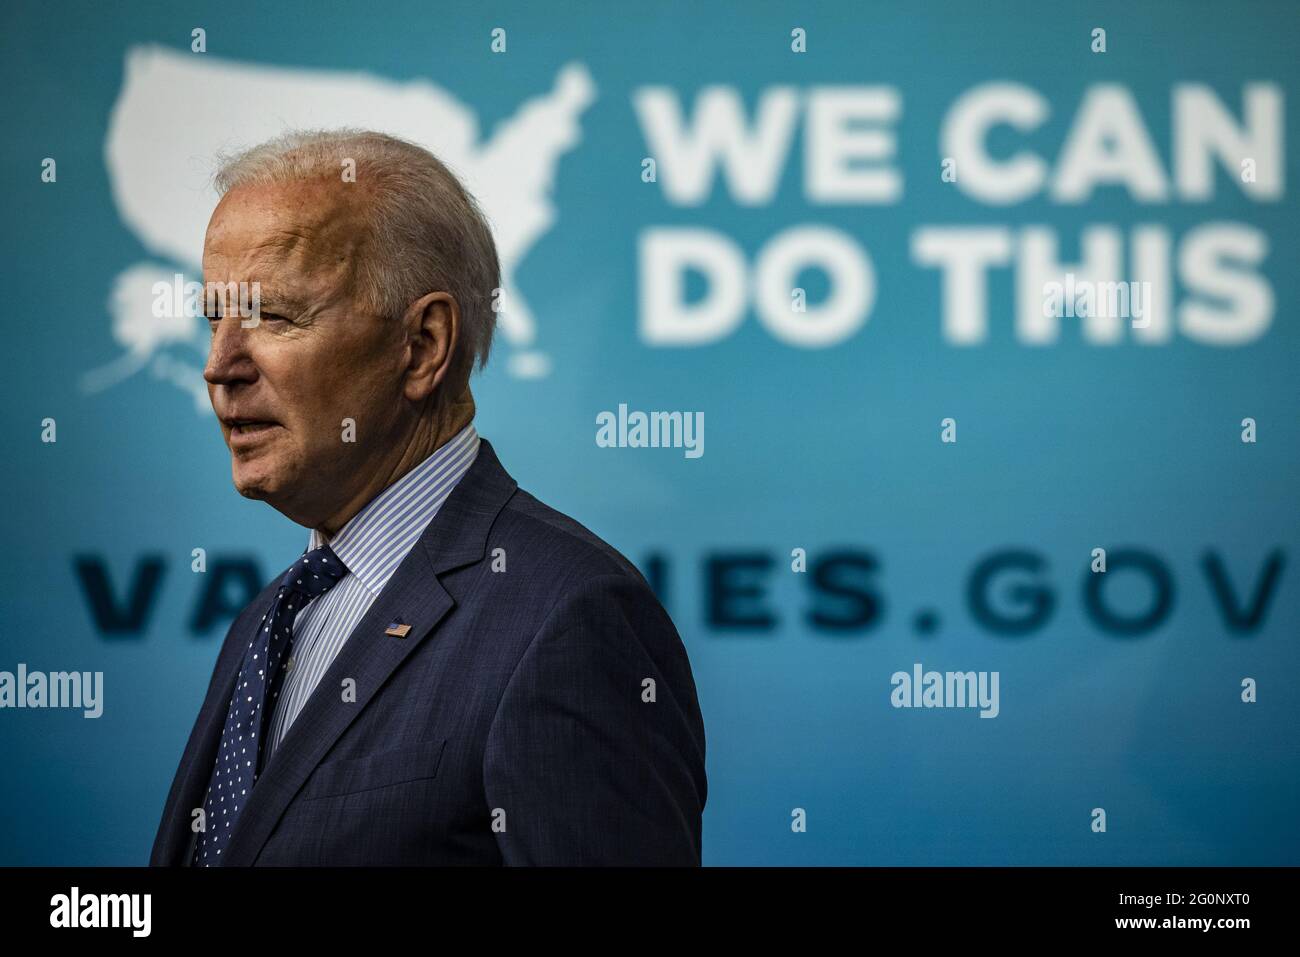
[{"x1": 212, "y1": 128, "x2": 500, "y2": 378}]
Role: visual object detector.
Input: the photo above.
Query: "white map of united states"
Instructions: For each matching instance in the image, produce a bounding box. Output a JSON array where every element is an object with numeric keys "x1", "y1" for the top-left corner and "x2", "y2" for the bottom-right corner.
[{"x1": 87, "y1": 45, "x2": 596, "y2": 410}]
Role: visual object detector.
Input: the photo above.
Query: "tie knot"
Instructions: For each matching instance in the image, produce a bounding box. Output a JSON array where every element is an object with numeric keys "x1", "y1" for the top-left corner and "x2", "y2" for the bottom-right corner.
[{"x1": 279, "y1": 544, "x2": 348, "y2": 599}]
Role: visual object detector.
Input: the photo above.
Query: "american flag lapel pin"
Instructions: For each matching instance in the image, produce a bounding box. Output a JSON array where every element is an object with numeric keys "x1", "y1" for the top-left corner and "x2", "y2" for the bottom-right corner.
[{"x1": 385, "y1": 619, "x2": 412, "y2": 639}]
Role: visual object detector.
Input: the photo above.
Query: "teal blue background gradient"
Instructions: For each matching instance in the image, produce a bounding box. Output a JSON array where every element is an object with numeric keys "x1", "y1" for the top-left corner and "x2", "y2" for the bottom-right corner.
[{"x1": 1, "y1": 0, "x2": 1297, "y2": 864}]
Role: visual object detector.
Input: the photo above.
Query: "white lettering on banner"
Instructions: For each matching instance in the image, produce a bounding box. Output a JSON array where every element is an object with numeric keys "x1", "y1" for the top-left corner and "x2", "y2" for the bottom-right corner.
[{"x1": 634, "y1": 81, "x2": 1283, "y2": 349}]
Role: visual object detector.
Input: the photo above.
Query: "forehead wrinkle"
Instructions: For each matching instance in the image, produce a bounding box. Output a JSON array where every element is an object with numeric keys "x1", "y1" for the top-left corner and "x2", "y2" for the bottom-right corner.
[{"x1": 207, "y1": 181, "x2": 374, "y2": 310}]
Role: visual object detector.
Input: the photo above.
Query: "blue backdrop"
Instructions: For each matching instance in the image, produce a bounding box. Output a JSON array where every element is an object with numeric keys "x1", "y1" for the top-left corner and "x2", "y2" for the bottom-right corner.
[{"x1": 2, "y1": 0, "x2": 1297, "y2": 865}]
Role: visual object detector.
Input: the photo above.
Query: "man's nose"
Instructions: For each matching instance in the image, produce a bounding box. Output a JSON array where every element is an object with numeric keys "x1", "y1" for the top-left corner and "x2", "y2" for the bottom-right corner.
[{"x1": 203, "y1": 316, "x2": 257, "y2": 385}]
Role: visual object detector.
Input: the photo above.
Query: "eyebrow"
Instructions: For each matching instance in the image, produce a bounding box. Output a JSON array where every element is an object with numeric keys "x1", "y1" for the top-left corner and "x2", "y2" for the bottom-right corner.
[{"x1": 203, "y1": 289, "x2": 304, "y2": 318}]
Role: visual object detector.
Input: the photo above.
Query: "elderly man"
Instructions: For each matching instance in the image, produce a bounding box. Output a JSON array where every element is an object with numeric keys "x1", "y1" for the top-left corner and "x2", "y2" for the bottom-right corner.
[{"x1": 149, "y1": 129, "x2": 707, "y2": 866}]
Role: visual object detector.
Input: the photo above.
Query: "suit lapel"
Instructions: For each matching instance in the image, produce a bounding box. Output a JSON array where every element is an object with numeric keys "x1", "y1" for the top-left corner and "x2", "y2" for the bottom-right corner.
[{"x1": 220, "y1": 437, "x2": 518, "y2": 865}]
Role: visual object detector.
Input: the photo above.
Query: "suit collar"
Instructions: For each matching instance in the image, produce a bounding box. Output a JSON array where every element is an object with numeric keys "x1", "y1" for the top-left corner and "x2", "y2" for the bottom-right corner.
[
  {"x1": 419, "y1": 436, "x2": 518, "y2": 574},
  {"x1": 308, "y1": 422, "x2": 481, "y2": 596}
]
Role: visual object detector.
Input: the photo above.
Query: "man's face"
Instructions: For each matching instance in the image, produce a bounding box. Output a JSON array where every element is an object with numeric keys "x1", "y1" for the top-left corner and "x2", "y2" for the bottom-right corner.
[{"x1": 202, "y1": 178, "x2": 407, "y2": 526}]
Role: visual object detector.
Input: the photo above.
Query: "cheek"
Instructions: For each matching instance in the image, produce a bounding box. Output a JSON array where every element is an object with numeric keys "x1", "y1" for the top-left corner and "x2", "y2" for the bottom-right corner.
[
  {"x1": 327, "y1": 358, "x2": 395, "y2": 418},
  {"x1": 269, "y1": 331, "x2": 393, "y2": 433},
  {"x1": 261, "y1": 349, "x2": 339, "y2": 419}
]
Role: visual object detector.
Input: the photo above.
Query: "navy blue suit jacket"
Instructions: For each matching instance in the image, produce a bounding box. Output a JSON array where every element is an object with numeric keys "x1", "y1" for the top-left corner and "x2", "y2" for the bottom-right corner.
[{"x1": 150, "y1": 438, "x2": 707, "y2": 865}]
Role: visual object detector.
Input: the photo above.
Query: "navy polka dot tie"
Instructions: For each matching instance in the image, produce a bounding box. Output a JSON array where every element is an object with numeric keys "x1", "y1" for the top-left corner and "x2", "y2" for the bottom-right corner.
[{"x1": 192, "y1": 544, "x2": 348, "y2": 866}]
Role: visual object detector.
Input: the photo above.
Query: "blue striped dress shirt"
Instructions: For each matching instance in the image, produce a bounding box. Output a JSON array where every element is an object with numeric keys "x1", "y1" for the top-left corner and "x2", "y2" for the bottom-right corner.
[{"x1": 263, "y1": 422, "x2": 480, "y2": 762}]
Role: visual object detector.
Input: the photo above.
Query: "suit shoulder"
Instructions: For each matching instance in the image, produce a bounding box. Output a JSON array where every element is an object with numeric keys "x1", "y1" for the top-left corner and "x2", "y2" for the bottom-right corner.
[{"x1": 491, "y1": 487, "x2": 652, "y2": 592}]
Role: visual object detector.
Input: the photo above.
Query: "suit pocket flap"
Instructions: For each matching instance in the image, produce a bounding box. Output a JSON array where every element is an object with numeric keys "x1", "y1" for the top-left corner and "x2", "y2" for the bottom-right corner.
[{"x1": 302, "y1": 738, "x2": 447, "y2": 799}]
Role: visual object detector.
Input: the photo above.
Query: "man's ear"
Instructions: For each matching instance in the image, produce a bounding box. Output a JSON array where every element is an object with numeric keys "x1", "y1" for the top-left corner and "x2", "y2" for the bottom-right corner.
[{"x1": 401, "y1": 290, "x2": 461, "y2": 402}]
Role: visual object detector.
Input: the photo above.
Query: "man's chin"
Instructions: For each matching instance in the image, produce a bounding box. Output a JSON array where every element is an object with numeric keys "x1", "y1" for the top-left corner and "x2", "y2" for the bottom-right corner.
[
  {"x1": 233, "y1": 482, "x2": 271, "y2": 502},
  {"x1": 230, "y1": 464, "x2": 281, "y2": 502}
]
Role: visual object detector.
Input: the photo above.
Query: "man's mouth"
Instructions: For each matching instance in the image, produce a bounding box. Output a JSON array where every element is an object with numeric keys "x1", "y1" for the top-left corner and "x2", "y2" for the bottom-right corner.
[{"x1": 227, "y1": 419, "x2": 280, "y2": 437}]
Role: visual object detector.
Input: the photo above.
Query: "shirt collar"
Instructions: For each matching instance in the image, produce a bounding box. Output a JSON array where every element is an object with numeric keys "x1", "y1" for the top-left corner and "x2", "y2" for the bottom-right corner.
[{"x1": 307, "y1": 422, "x2": 480, "y2": 596}]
